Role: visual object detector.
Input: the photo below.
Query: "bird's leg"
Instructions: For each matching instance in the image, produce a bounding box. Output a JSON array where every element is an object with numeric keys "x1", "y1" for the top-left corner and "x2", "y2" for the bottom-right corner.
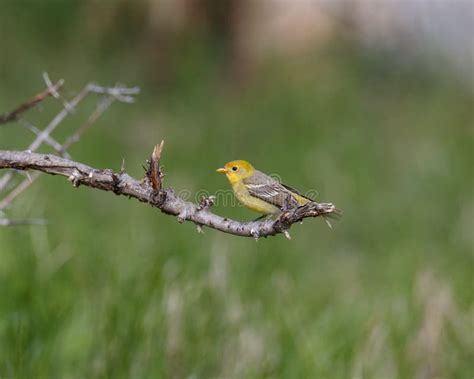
[
  {"x1": 282, "y1": 194, "x2": 297, "y2": 212},
  {"x1": 252, "y1": 214, "x2": 268, "y2": 222}
]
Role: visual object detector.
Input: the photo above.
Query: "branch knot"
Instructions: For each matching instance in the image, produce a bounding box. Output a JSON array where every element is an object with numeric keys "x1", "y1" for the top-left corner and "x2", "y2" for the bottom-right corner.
[
  {"x1": 197, "y1": 195, "x2": 216, "y2": 211},
  {"x1": 68, "y1": 168, "x2": 84, "y2": 187}
]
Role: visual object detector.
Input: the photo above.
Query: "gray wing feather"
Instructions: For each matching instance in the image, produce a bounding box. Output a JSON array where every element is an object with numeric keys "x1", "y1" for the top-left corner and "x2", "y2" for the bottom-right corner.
[{"x1": 243, "y1": 170, "x2": 299, "y2": 209}]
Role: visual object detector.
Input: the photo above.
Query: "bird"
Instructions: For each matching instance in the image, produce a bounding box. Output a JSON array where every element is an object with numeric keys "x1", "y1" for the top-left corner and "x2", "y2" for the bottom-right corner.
[{"x1": 216, "y1": 160, "x2": 334, "y2": 220}]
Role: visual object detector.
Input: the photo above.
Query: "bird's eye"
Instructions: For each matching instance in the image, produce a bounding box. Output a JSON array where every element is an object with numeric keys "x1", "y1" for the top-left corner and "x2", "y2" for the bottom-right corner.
[{"x1": 232, "y1": 166, "x2": 238, "y2": 172}]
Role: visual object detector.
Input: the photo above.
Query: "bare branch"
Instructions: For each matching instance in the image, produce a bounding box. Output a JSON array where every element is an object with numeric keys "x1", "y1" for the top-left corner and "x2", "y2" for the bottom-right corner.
[
  {"x1": 0, "y1": 79, "x2": 139, "y2": 199},
  {"x1": 0, "y1": 84, "x2": 90, "y2": 192},
  {"x1": 0, "y1": 79, "x2": 64, "y2": 124},
  {"x1": 86, "y1": 83, "x2": 140, "y2": 103},
  {"x1": 62, "y1": 96, "x2": 114, "y2": 148},
  {"x1": 19, "y1": 119, "x2": 72, "y2": 159},
  {"x1": 0, "y1": 149, "x2": 340, "y2": 238},
  {"x1": 0, "y1": 218, "x2": 47, "y2": 226},
  {"x1": 0, "y1": 171, "x2": 41, "y2": 210},
  {"x1": 43, "y1": 72, "x2": 74, "y2": 113}
]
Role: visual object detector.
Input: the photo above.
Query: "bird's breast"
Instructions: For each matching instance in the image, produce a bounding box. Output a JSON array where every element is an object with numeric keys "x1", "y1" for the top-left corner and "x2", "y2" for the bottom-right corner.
[{"x1": 231, "y1": 181, "x2": 280, "y2": 215}]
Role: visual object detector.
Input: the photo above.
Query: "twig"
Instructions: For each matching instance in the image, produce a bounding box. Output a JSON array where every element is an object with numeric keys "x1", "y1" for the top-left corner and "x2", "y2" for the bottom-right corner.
[
  {"x1": 0, "y1": 84, "x2": 90, "y2": 192},
  {"x1": 19, "y1": 119, "x2": 72, "y2": 159},
  {"x1": 0, "y1": 79, "x2": 139, "y2": 195},
  {"x1": 0, "y1": 171, "x2": 41, "y2": 210},
  {"x1": 0, "y1": 218, "x2": 47, "y2": 226},
  {"x1": 0, "y1": 149, "x2": 340, "y2": 238},
  {"x1": 43, "y1": 72, "x2": 74, "y2": 113},
  {"x1": 0, "y1": 79, "x2": 64, "y2": 124},
  {"x1": 62, "y1": 96, "x2": 114, "y2": 149},
  {"x1": 86, "y1": 83, "x2": 140, "y2": 103},
  {"x1": 27, "y1": 86, "x2": 90, "y2": 152},
  {"x1": 147, "y1": 141, "x2": 164, "y2": 192},
  {"x1": 0, "y1": 95, "x2": 112, "y2": 208}
]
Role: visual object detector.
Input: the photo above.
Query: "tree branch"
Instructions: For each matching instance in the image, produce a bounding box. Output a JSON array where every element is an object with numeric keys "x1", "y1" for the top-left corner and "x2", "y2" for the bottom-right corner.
[
  {"x1": 0, "y1": 78, "x2": 139, "y2": 206},
  {"x1": 0, "y1": 148, "x2": 340, "y2": 238},
  {"x1": 0, "y1": 79, "x2": 64, "y2": 124},
  {"x1": 0, "y1": 218, "x2": 47, "y2": 226}
]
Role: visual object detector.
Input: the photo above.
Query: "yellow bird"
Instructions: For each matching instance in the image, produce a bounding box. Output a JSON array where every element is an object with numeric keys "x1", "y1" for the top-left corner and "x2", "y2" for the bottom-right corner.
[{"x1": 216, "y1": 160, "x2": 317, "y2": 216}]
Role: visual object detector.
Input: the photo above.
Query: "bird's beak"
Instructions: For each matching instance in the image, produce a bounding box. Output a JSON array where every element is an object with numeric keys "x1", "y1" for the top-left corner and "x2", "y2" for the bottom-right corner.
[{"x1": 216, "y1": 167, "x2": 228, "y2": 174}]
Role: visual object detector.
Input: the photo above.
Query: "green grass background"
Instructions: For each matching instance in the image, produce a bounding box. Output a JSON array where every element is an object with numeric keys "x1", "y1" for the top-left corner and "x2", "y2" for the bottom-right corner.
[{"x1": 0, "y1": 3, "x2": 473, "y2": 378}]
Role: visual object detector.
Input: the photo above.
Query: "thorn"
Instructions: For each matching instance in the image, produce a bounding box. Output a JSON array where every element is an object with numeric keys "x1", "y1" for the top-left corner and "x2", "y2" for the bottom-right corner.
[
  {"x1": 323, "y1": 216, "x2": 333, "y2": 229},
  {"x1": 283, "y1": 230, "x2": 291, "y2": 240},
  {"x1": 198, "y1": 195, "x2": 216, "y2": 211},
  {"x1": 177, "y1": 207, "x2": 191, "y2": 224},
  {"x1": 196, "y1": 224, "x2": 204, "y2": 234},
  {"x1": 250, "y1": 228, "x2": 260, "y2": 241},
  {"x1": 68, "y1": 169, "x2": 82, "y2": 187},
  {"x1": 152, "y1": 140, "x2": 164, "y2": 161},
  {"x1": 121, "y1": 158, "x2": 125, "y2": 172}
]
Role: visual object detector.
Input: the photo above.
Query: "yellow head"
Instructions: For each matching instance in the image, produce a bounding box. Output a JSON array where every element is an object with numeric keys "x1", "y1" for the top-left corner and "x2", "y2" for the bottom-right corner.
[{"x1": 216, "y1": 160, "x2": 254, "y2": 184}]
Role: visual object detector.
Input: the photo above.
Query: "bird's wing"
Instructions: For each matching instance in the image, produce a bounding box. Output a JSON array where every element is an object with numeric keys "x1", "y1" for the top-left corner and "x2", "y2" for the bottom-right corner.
[
  {"x1": 280, "y1": 183, "x2": 315, "y2": 202},
  {"x1": 244, "y1": 171, "x2": 300, "y2": 209}
]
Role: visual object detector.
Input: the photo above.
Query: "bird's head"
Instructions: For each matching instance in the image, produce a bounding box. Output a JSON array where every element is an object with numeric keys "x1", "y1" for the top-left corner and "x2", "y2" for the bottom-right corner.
[{"x1": 216, "y1": 160, "x2": 254, "y2": 183}]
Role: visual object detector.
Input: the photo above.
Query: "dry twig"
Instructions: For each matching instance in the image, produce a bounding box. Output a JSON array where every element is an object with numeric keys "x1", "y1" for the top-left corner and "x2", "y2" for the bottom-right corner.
[
  {"x1": 0, "y1": 218, "x2": 47, "y2": 226},
  {"x1": 0, "y1": 76, "x2": 139, "y2": 211},
  {"x1": 147, "y1": 141, "x2": 165, "y2": 192},
  {"x1": 0, "y1": 79, "x2": 64, "y2": 124}
]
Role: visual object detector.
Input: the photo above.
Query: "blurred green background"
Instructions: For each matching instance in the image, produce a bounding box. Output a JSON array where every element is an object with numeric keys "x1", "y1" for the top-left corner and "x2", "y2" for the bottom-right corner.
[{"x1": 0, "y1": 1, "x2": 473, "y2": 378}]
